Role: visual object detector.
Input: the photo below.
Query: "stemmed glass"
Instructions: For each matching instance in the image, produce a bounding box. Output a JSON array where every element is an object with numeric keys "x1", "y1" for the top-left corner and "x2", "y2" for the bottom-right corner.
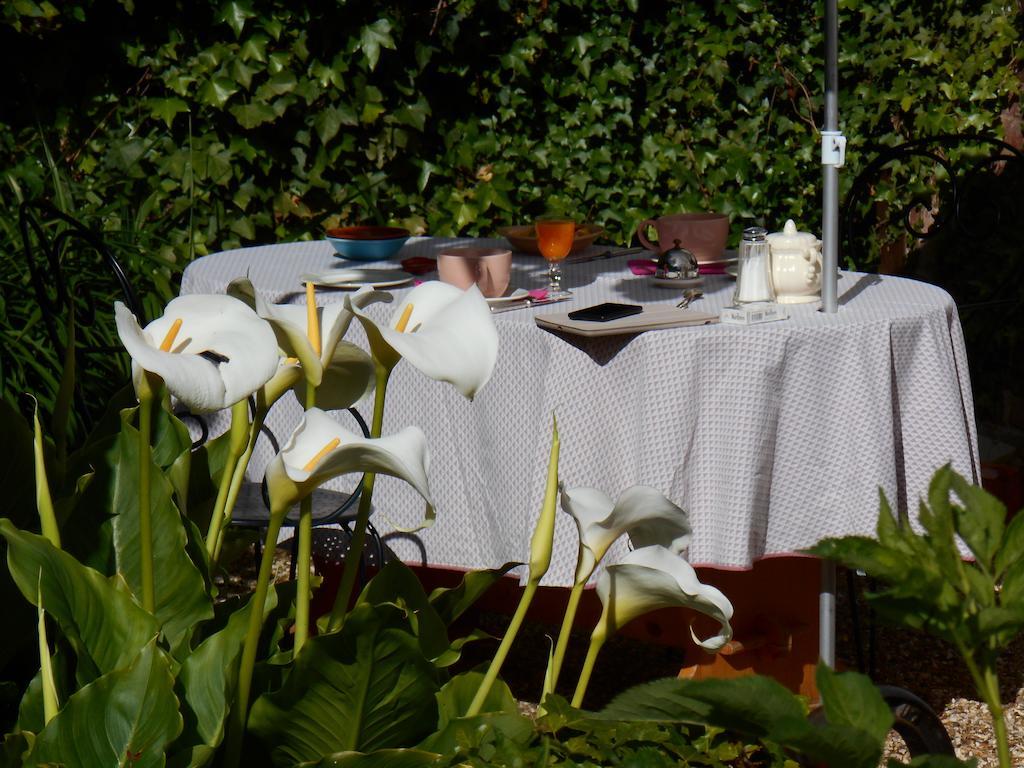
[{"x1": 535, "y1": 217, "x2": 575, "y2": 296}]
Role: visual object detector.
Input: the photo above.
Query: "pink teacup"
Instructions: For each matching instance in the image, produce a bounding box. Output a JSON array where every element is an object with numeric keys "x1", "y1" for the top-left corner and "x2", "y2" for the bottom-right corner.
[
  {"x1": 437, "y1": 246, "x2": 512, "y2": 298},
  {"x1": 636, "y1": 212, "x2": 729, "y2": 263}
]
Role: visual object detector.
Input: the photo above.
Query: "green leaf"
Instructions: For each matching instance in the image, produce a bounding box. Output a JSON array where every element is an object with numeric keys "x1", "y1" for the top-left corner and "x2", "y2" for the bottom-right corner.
[
  {"x1": 949, "y1": 470, "x2": 1006, "y2": 569},
  {"x1": 198, "y1": 77, "x2": 239, "y2": 108},
  {"x1": 148, "y1": 97, "x2": 190, "y2": 128},
  {"x1": 219, "y1": 0, "x2": 254, "y2": 36},
  {"x1": 435, "y1": 671, "x2": 516, "y2": 726},
  {"x1": 357, "y1": 561, "x2": 448, "y2": 661},
  {"x1": 230, "y1": 102, "x2": 277, "y2": 129},
  {"x1": 28, "y1": 640, "x2": 182, "y2": 768},
  {"x1": 299, "y1": 750, "x2": 442, "y2": 768},
  {"x1": 427, "y1": 562, "x2": 519, "y2": 625},
  {"x1": 0, "y1": 520, "x2": 159, "y2": 678},
  {"x1": 358, "y1": 19, "x2": 396, "y2": 71},
  {"x1": 170, "y1": 582, "x2": 279, "y2": 766},
  {"x1": 816, "y1": 663, "x2": 892, "y2": 744},
  {"x1": 247, "y1": 603, "x2": 441, "y2": 764},
  {"x1": 112, "y1": 408, "x2": 213, "y2": 657}
]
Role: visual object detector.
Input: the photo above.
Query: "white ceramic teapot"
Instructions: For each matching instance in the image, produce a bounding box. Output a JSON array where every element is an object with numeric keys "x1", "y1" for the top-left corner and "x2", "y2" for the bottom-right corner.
[{"x1": 766, "y1": 220, "x2": 822, "y2": 304}]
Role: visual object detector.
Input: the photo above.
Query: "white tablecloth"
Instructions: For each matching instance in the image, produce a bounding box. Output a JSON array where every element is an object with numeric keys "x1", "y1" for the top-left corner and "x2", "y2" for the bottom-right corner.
[{"x1": 181, "y1": 237, "x2": 979, "y2": 584}]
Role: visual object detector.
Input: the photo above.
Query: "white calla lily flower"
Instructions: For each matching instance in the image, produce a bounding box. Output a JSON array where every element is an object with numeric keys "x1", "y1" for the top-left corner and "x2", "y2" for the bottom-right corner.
[
  {"x1": 561, "y1": 485, "x2": 692, "y2": 585},
  {"x1": 346, "y1": 281, "x2": 498, "y2": 400},
  {"x1": 114, "y1": 296, "x2": 279, "y2": 413},
  {"x1": 228, "y1": 278, "x2": 380, "y2": 407},
  {"x1": 265, "y1": 408, "x2": 434, "y2": 529},
  {"x1": 595, "y1": 545, "x2": 733, "y2": 651}
]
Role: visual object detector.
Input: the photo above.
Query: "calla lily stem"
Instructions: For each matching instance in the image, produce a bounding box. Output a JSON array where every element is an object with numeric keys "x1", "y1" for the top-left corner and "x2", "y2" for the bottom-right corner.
[
  {"x1": 206, "y1": 400, "x2": 252, "y2": 561},
  {"x1": 137, "y1": 376, "x2": 156, "y2": 613},
  {"x1": 212, "y1": 406, "x2": 268, "y2": 564},
  {"x1": 293, "y1": 384, "x2": 318, "y2": 654},
  {"x1": 225, "y1": 506, "x2": 286, "y2": 768},
  {"x1": 327, "y1": 363, "x2": 391, "y2": 630},
  {"x1": 571, "y1": 629, "x2": 607, "y2": 708},
  {"x1": 546, "y1": 578, "x2": 586, "y2": 697}
]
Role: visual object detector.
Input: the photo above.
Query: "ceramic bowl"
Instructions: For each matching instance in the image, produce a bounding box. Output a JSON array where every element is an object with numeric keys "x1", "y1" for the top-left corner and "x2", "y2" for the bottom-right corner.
[
  {"x1": 497, "y1": 223, "x2": 604, "y2": 255},
  {"x1": 325, "y1": 226, "x2": 411, "y2": 261}
]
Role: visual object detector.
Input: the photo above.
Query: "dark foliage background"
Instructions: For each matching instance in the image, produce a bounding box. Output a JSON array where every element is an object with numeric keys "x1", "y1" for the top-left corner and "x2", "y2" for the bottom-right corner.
[{"x1": 0, "y1": 0, "x2": 1021, "y2": 422}]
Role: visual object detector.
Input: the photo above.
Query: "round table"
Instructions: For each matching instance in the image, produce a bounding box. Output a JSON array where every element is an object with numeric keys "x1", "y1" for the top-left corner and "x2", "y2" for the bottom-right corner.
[{"x1": 181, "y1": 237, "x2": 979, "y2": 586}]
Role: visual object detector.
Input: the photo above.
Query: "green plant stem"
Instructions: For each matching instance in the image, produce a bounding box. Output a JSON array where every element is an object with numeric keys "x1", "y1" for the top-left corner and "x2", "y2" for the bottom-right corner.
[
  {"x1": 467, "y1": 579, "x2": 540, "y2": 717},
  {"x1": 571, "y1": 630, "x2": 607, "y2": 709},
  {"x1": 545, "y1": 578, "x2": 586, "y2": 698},
  {"x1": 206, "y1": 400, "x2": 251, "y2": 561},
  {"x1": 958, "y1": 644, "x2": 1010, "y2": 768},
  {"x1": 212, "y1": 407, "x2": 267, "y2": 564},
  {"x1": 224, "y1": 509, "x2": 285, "y2": 768},
  {"x1": 137, "y1": 378, "x2": 156, "y2": 614},
  {"x1": 326, "y1": 363, "x2": 391, "y2": 630},
  {"x1": 293, "y1": 384, "x2": 318, "y2": 655},
  {"x1": 38, "y1": 599, "x2": 58, "y2": 724},
  {"x1": 32, "y1": 403, "x2": 61, "y2": 550}
]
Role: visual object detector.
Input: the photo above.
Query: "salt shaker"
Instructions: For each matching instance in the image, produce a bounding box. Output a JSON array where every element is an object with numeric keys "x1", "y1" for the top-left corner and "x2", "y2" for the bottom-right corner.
[{"x1": 733, "y1": 226, "x2": 775, "y2": 304}]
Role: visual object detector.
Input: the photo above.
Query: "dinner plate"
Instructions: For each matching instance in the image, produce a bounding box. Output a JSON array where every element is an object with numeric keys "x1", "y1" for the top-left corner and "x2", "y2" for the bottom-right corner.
[
  {"x1": 300, "y1": 269, "x2": 414, "y2": 289},
  {"x1": 485, "y1": 288, "x2": 531, "y2": 305}
]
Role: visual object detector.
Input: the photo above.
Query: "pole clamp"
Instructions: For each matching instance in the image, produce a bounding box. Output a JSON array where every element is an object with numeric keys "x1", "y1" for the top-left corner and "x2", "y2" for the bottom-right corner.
[{"x1": 821, "y1": 130, "x2": 847, "y2": 168}]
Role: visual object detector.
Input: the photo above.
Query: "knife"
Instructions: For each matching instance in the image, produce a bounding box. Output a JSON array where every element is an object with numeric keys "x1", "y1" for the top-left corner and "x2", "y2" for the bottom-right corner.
[
  {"x1": 490, "y1": 295, "x2": 574, "y2": 314},
  {"x1": 566, "y1": 246, "x2": 645, "y2": 265}
]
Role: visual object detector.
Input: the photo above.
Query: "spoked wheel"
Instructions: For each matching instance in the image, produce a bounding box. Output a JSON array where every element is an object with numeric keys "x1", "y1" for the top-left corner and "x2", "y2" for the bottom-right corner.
[{"x1": 877, "y1": 685, "x2": 955, "y2": 758}]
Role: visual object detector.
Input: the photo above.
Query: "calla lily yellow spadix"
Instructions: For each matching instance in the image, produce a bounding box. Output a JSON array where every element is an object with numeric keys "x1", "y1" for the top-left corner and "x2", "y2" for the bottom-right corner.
[
  {"x1": 114, "y1": 295, "x2": 280, "y2": 413},
  {"x1": 228, "y1": 278, "x2": 378, "y2": 410},
  {"x1": 346, "y1": 281, "x2": 498, "y2": 400},
  {"x1": 545, "y1": 485, "x2": 694, "y2": 698},
  {"x1": 571, "y1": 544, "x2": 734, "y2": 708},
  {"x1": 264, "y1": 408, "x2": 434, "y2": 520}
]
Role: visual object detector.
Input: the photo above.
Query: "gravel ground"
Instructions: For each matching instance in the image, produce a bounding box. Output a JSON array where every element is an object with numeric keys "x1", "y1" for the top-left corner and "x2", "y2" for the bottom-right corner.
[{"x1": 219, "y1": 545, "x2": 1020, "y2": 766}]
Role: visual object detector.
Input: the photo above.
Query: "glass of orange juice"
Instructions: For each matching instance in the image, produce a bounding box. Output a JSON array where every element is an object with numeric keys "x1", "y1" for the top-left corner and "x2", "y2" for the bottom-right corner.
[{"x1": 535, "y1": 217, "x2": 575, "y2": 295}]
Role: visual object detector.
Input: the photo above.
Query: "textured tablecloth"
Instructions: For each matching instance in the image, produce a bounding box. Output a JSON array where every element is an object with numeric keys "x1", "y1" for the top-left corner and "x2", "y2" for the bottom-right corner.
[{"x1": 181, "y1": 237, "x2": 979, "y2": 584}]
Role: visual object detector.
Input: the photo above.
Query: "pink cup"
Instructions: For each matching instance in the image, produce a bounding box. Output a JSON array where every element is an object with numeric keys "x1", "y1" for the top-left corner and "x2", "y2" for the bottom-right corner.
[
  {"x1": 636, "y1": 212, "x2": 729, "y2": 262},
  {"x1": 437, "y1": 246, "x2": 512, "y2": 298}
]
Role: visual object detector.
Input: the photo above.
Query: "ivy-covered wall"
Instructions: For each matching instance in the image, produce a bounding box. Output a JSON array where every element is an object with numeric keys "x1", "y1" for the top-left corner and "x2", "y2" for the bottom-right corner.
[{"x1": 2, "y1": 0, "x2": 1021, "y2": 263}]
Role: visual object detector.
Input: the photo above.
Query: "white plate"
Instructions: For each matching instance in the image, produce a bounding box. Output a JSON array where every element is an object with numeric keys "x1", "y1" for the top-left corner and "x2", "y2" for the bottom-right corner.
[
  {"x1": 725, "y1": 264, "x2": 738, "y2": 278},
  {"x1": 651, "y1": 276, "x2": 704, "y2": 289},
  {"x1": 485, "y1": 288, "x2": 531, "y2": 305},
  {"x1": 301, "y1": 269, "x2": 414, "y2": 289}
]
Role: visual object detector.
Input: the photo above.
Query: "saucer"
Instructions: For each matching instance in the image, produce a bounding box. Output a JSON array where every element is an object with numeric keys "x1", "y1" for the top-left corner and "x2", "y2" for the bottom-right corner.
[
  {"x1": 651, "y1": 276, "x2": 704, "y2": 289},
  {"x1": 300, "y1": 268, "x2": 414, "y2": 289},
  {"x1": 485, "y1": 288, "x2": 530, "y2": 305}
]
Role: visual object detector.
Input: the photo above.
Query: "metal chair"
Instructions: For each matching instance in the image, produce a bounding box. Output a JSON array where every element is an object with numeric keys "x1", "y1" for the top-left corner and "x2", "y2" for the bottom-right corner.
[
  {"x1": 229, "y1": 404, "x2": 386, "y2": 582},
  {"x1": 16, "y1": 199, "x2": 144, "y2": 440},
  {"x1": 840, "y1": 133, "x2": 1024, "y2": 421}
]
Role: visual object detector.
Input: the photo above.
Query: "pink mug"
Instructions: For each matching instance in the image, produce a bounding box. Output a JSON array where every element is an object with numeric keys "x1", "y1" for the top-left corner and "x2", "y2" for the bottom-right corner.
[
  {"x1": 437, "y1": 246, "x2": 512, "y2": 298},
  {"x1": 636, "y1": 212, "x2": 729, "y2": 262}
]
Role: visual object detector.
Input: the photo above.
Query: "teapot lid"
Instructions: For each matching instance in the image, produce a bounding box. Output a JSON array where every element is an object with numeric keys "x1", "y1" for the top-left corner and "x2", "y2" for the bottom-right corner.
[{"x1": 766, "y1": 219, "x2": 818, "y2": 247}]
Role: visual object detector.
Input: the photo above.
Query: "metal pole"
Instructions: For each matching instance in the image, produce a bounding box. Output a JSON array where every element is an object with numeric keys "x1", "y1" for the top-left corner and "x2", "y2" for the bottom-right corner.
[
  {"x1": 819, "y1": 560, "x2": 837, "y2": 666},
  {"x1": 820, "y1": 0, "x2": 840, "y2": 314}
]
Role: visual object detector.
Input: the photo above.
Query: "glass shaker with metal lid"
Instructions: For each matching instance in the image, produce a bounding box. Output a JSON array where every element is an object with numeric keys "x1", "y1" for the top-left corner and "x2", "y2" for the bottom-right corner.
[{"x1": 733, "y1": 226, "x2": 775, "y2": 304}]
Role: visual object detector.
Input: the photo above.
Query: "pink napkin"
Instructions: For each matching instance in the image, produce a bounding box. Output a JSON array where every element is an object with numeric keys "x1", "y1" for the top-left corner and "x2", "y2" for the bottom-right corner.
[
  {"x1": 401, "y1": 256, "x2": 436, "y2": 275},
  {"x1": 527, "y1": 289, "x2": 548, "y2": 300},
  {"x1": 627, "y1": 258, "x2": 658, "y2": 276},
  {"x1": 699, "y1": 263, "x2": 727, "y2": 275}
]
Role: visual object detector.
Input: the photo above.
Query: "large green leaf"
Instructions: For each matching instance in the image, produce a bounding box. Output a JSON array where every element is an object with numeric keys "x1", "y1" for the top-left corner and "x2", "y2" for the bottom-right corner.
[
  {"x1": 427, "y1": 562, "x2": 520, "y2": 626},
  {"x1": 27, "y1": 640, "x2": 182, "y2": 768},
  {"x1": 168, "y1": 581, "x2": 278, "y2": 768},
  {"x1": 112, "y1": 408, "x2": 213, "y2": 657},
  {"x1": 434, "y1": 670, "x2": 517, "y2": 727},
  {"x1": 356, "y1": 561, "x2": 448, "y2": 661},
  {"x1": 299, "y1": 751, "x2": 442, "y2": 768},
  {"x1": 0, "y1": 520, "x2": 159, "y2": 679},
  {"x1": 815, "y1": 664, "x2": 892, "y2": 746},
  {"x1": 247, "y1": 603, "x2": 441, "y2": 765}
]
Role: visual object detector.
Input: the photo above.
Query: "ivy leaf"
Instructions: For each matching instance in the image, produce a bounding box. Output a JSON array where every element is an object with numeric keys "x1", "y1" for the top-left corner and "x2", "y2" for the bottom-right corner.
[
  {"x1": 198, "y1": 77, "x2": 239, "y2": 108},
  {"x1": 358, "y1": 19, "x2": 396, "y2": 71},
  {"x1": 219, "y1": 0, "x2": 255, "y2": 37},
  {"x1": 230, "y1": 102, "x2": 277, "y2": 129},
  {"x1": 147, "y1": 97, "x2": 189, "y2": 128}
]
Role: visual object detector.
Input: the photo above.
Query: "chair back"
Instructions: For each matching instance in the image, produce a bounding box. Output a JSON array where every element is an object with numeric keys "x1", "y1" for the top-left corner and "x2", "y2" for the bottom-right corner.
[
  {"x1": 16, "y1": 200, "x2": 144, "y2": 437},
  {"x1": 840, "y1": 134, "x2": 1024, "y2": 420}
]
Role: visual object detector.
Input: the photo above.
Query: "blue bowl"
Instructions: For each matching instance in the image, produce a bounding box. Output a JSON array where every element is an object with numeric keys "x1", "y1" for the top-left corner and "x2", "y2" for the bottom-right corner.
[{"x1": 325, "y1": 226, "x2": 411, "y2": 261}]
